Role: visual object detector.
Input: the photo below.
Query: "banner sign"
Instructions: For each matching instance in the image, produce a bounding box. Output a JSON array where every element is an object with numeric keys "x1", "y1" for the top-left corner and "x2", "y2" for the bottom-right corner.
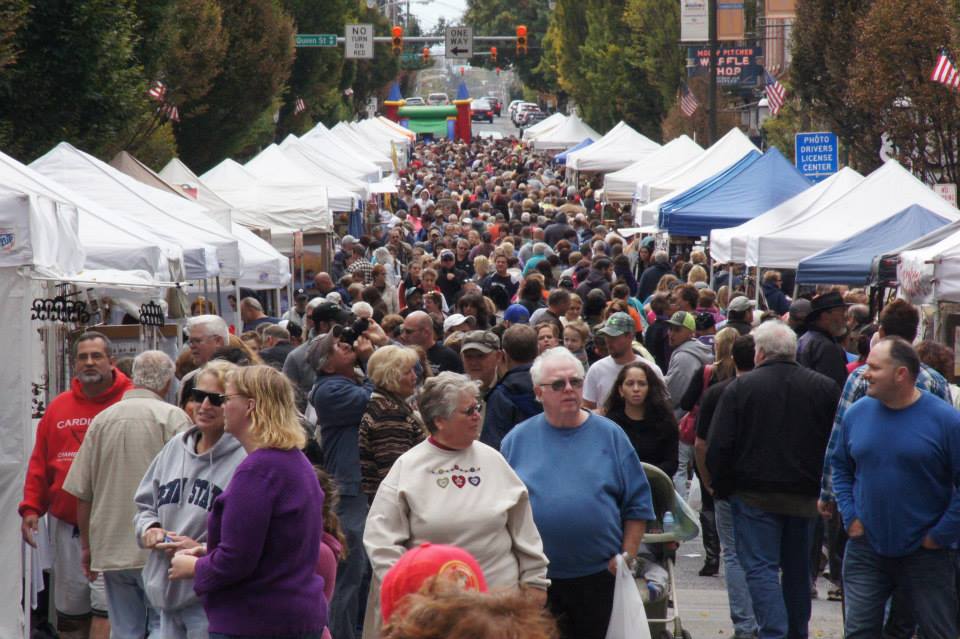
[
  {"x1": 680, "y1": 0, "x2": 709, "y2": 42},
  {"x1": 687, "y1": 46, "x2": 763, "y2": 86}
]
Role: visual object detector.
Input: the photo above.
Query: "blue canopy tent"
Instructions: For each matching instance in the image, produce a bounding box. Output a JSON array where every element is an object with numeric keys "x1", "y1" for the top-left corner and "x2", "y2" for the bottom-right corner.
[
  {"x1": 554, "y1": 138, "x2": 594, "y2": 165},
  {"x1": 658, "y1": 147, "x2": 811, "y2": 237},
  {"x1": 796, "y1": 204, "x2": 952, "y2": 285}
]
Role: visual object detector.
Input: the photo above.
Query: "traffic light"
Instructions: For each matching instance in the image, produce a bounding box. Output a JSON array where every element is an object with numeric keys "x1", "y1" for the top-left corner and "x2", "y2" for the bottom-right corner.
[
  {"x1": 422, "y1": 46, "x2": 430, "y2": 62},
  {"x1": 391, "y1": 25, "x2": 403, "y2": 55},
  {"x1": 490, "y1": 46, "x2": 497, "y2": 62},
  {"x1": 516, "y1": 25, "x2": 528, "y2": 55}
]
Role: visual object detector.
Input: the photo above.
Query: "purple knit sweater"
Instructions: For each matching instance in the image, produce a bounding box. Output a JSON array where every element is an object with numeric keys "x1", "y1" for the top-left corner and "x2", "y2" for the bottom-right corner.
[{"x1": 194, "y1": 447, "x2": 326, "y2": 636}]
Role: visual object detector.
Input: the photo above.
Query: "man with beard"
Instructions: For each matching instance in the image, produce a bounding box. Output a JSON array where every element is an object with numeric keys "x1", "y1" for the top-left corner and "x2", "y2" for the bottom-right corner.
[
  {"x1": 797, "y1": 291, "x2": 849, "y2": 388},
  {"x1": 20, "y1": 332, "x2": 134, "y2": 639}
]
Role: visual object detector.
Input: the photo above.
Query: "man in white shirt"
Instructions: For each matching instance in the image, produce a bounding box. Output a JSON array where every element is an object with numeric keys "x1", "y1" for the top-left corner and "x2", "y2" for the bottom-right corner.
[{"x1": 583, "y1": 313, "x2": 663, "y2": 411}]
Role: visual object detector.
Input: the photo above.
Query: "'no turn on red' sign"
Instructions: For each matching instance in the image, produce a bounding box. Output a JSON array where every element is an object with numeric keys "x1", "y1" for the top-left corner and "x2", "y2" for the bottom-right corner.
[{"x1": 345, "y1": 23, "x2": 373, "y2": 59}]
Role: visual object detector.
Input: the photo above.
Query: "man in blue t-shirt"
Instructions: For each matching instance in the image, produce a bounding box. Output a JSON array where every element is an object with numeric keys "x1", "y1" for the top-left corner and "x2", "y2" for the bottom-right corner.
[
  {"x1": 832, "y1": 336, "x2": 960, "y2": 639},
  {"x1": 501, "y1": 347, "x2": 654, "y2": 639}
]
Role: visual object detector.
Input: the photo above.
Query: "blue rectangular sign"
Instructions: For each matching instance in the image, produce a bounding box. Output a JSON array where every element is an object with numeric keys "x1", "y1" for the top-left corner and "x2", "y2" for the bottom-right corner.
[{"x1": 795, "y1": 132, "x2": 838, "y2": 182}]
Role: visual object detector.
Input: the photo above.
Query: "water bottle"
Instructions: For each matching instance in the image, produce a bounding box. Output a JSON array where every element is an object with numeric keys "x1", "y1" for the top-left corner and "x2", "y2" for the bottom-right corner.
[{"x1": 662, "y1": 510, "x2": 675, "y2": 534}]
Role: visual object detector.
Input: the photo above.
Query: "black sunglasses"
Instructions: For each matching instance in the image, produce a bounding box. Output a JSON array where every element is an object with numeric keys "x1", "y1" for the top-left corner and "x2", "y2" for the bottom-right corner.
[{"x1": 190, "y1": 388, "x2": 225, "y2": 407}]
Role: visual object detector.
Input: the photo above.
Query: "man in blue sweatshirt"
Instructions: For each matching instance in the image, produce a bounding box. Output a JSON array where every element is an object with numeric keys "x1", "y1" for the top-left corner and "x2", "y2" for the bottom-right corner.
[{"x1": 832, "y1": 337, "x2": 960, "y2": 638}]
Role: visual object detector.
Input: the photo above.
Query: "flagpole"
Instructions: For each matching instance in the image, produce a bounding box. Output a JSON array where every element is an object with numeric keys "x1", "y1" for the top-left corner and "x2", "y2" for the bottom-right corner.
[{"x1": 708, "y1": 0, "x2": 718, "y2": 144}]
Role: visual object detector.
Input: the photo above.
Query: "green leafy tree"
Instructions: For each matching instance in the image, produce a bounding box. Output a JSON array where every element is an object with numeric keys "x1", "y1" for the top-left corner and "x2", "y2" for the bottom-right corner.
[
  {"x1": 465, "y1": 0, "x2": 552, "y2": 93},
  {"x1": 623, "y1": 0, "x2": 684, "y2": 108},
  {"x1": 0, "y1": 0, "x2": 149, "y2": 161},
  {"x1": 0, "y1": 0, "x2": 28, "y2": 71}
]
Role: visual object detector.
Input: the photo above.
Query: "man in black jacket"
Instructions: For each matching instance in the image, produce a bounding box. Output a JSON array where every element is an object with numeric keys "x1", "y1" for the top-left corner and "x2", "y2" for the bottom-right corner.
[
  {"x1": 707, "y1": 320, "x2": 840, "y2": 639},
  {"x1": 797, "y1": 291, "x2": 849, "y2": 388},
  {"x1": 637, "y1": 250, "x2": 672, "y2": 300},
  {"x1": 481, "y1": 324, "x2": 540, "y2": 449}
]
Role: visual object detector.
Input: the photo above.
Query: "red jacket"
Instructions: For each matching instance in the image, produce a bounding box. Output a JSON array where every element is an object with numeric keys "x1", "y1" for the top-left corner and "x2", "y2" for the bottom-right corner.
[{"x1": 19, "y1": 369, "x2": 134, "y2": 525}]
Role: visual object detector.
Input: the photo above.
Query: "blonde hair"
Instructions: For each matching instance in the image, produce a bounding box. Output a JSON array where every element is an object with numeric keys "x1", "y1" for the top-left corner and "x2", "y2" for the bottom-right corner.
[
  {"x1": 368, "y1": 345, "x2": 419, "y2": 394},
  {"x1": 473, "y1": 255, "x2": 490, "y2": 279},
  {"x1": 564, "y1": 319, "x2": 590, "y2": 342},
  {"x1": 197, "y1": 360, "x2": 239, "y2": 391},
  {"x1": 655, "y1": 273, "x2": 679, "y2": 293},
  {"x1": 687, "y1": 265, "x2": 708, "y2": 284},
  {"x1": 499, "y1": 241, "x2": 515, "y2": 256},
  {"x1": 713, "y1": 327, "x2": 739, "y2": 380},
  {"x1": 228, "y1": 365, "x2": 305, "y2": 450}
]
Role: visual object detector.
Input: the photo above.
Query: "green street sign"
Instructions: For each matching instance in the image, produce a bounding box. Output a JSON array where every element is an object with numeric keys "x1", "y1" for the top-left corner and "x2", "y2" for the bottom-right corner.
[{"x1": 296, "y1": 34, "x2": 337, "y2": 47}]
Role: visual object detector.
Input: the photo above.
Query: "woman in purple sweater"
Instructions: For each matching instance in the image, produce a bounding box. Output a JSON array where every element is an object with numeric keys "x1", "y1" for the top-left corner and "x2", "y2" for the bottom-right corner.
[{"x1": 170, "y1": 365, "x2": 326, "y2": 639}]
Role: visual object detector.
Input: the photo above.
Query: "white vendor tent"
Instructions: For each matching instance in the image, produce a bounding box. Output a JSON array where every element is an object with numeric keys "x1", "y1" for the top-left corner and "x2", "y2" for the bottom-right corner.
[
  {"x1": 300, "y1": 124, "x2": 383, "y2": 181},
  {"x1": 603, "y1": 136, "x2": 703, "y2": 203},
  {"x1": 521, "y1": 112, "x2": 567, "y2": 142},
  {"x1": 376, "y1": 115, "x2": 417, "y2": 142},
  {"x1": 710, "y1": 167, "x2": 864, "y2": 264},
  {"x1": 565, "y1": 121, "x2": 660, "y2": 173},
  {"x1": 745, "y1": 160, "x2": 960, "y2": 269},
  {"x1": 637, "y1": 128, "x2": 759, "y2": 226},
  {"x1": 330, "y1": 122, "x2": 394, "y2": 168},
  {"x1": 277, "y1": 137, "x2": 370, "y2": 199},
  {"x1": 530, "y1": 114, "x2": 602, "y2": 151},
  {"x1": 246, "y1": 144, "x2": 358, "y2": 212},
  {"x1": 32, "y1": 143, "x2": 241, "y2": 280}
]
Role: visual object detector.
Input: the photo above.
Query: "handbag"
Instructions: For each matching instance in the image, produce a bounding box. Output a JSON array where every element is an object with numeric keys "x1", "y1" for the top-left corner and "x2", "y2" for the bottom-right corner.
[
  {"x1": 605, "y1": 554, "x2": 652, "y2": 639},
  {"x1": 678, "y1": 364, "x2": 713, "y2": 445}
]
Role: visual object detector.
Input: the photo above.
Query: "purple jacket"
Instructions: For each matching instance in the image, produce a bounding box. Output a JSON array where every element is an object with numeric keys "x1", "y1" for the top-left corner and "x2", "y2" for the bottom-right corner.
[{"x1": 194, "y1": 447, "x2": 326, "y2": 636}]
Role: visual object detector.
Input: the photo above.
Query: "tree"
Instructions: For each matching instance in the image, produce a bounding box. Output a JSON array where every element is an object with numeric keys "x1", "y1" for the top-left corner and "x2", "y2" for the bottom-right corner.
[
  {"x1": 847, "y1": 0, "x2": 960, "y2": 182},
  {"x1": 0, "y1": 0, "x2": 149, "y2": 161},
  {"x1": 175, "y1": 0, "x2": 295, "y2": 171},
  {"x1": 465, "y1": 0, "x2": 553, "y2": 94},
  {"x1": 662, "y1": 76, "x2": 739, "y2": 144},
  {"x1": 623, "y1": 0, "x2": 684, "y2": 108},
  {"x1": 0, "y1": 0, "x2": 28, "y2": 71}
]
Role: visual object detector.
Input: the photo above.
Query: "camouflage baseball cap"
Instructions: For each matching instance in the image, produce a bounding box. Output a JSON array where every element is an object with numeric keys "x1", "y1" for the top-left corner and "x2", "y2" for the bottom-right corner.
[{"x1": 598, "y1": 312, "x2": 634, "y2": 337}]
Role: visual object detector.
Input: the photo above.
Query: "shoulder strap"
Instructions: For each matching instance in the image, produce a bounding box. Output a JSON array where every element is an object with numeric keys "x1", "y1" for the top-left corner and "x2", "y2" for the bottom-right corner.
[{"x1": 703, "y1": 364, "x2": 714, "y2": 390}]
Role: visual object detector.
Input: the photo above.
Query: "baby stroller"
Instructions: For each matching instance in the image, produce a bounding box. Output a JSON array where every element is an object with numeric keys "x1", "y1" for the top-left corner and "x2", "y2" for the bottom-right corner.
[{"x1": 638, "y1": 462, "x2": 701, "y2": 639}]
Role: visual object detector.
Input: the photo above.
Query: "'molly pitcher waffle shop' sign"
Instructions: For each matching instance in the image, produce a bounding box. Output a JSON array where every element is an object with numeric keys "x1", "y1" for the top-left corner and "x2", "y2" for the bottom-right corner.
[{"x1": 687, "y1": 46, "x2": 763, "y2": 87}]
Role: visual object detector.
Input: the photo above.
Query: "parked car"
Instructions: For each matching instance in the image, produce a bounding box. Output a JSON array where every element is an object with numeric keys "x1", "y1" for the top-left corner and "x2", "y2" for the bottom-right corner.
[
  {"x1": 520, "y1": 111, "x2": 549, "y2": 128},
  {"x1": 508, "y1": 100, "x2": 525, "y2": 117},
  {"x1": 427, "y1": 92, "x2": 449, "y2": 105},
  {"x1": 517, "y1": 106, "x2": 544, "y2": 127},
  {"x1": 512, "y1": 102, "x2": 540, "y2": 125},
  {"x1": 484, "y1": 96, "x2": 503, "y2": 116},
  {"x1": 405, "y1": 96, "x2": 425, "y2": 106},
  {"x1": 470, "y1": 98, "x2": 495, "y2": 123}
]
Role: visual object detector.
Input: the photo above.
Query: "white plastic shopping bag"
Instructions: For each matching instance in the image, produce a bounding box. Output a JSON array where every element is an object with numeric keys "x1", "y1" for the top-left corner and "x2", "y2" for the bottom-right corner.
[{"x1": 605, "y1": 553, "x2": 652, "y2": 639}]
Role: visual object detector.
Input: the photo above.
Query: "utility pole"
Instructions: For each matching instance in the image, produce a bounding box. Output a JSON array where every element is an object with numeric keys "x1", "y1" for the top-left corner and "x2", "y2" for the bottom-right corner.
[{"x1": 708, "y1": 0, "x2": 718, "y2": 144}]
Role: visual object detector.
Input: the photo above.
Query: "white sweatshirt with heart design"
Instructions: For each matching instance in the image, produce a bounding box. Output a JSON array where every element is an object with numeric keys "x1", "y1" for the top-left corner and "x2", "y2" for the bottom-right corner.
[{"x1": 363, "y1": 438, "x2": 550, "y2": 591}]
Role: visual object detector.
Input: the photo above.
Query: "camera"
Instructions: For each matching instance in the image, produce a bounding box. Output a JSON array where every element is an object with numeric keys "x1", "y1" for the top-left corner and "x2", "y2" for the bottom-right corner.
[{"x1": 339, "y1": 317, "x2": 370, "y2": 346}]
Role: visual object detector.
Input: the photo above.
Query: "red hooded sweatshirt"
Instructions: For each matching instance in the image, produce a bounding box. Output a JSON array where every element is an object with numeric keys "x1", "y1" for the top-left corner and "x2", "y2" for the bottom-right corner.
[{"x1": 19, "y1": 369, "x2": 133, "y2": 525}]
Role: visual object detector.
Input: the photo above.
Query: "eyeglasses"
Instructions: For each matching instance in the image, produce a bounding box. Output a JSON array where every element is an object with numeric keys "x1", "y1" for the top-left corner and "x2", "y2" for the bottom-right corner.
[
  {"x1": 459, "y1": 402, "x2": 483, "y2": 417},
  {"x1": 540, "y1": 377, "x2": 584, "y2": 392},
  {"x1": 187, "y1": 335, "x2": 214, "y2": 346},
  {"x1": 190, "y1": 389, "x2": 226, "y2": 407}
]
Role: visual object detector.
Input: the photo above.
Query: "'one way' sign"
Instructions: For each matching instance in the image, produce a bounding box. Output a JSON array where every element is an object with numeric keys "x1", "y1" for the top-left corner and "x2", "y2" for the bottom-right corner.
[{"x1": 446, "y1": 26, "x2": 473, "y2": 59}]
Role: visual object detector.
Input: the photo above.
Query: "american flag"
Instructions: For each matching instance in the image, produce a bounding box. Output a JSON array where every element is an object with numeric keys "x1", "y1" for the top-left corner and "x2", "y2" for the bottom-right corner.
[
  {"x1": 931, "y1": 49, "x2": 960, "y2": 89},
  {"x1": 294, "y1": 97, "x2": 307, "y2": 114},
  {"x1": 679, "y1": 84, "x2": 699, "y2": 117},
  {"x1": 147, "y1": 80, "x2": 167, "y2": 102},
  {"x1": 158, "y1": 103, "x2": 180, "y2": 123},
  {"x1": 764, "y1": 70, "x2": 786, "y2": 116}
]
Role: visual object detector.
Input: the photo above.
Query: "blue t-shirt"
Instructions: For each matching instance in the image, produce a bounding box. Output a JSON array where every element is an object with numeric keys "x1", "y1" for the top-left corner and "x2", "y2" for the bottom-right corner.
[
  {"x1": 501, "y1": 412, "x2": 655, "y2": 578},
  {"x1": 832, "y1": 391, "x2": 960, "y2": 557}
]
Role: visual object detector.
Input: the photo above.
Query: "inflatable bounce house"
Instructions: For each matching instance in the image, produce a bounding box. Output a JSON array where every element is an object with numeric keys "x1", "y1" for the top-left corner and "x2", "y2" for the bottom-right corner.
[{"x1": 384, "y1": 81, "x2": 472, "y2": 141}]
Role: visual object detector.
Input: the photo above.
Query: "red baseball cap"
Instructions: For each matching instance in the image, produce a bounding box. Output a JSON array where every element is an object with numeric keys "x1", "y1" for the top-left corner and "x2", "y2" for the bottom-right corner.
[{"x1": 380, "y1": 543, "x2": 488, "y2": 622}]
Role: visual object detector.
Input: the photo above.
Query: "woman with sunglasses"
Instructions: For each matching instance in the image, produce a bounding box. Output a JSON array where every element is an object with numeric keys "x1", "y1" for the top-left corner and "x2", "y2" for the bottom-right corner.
[
  {"x1": 364, "y1": 372, "x2": 549, "y2": 632},
  {"x1": 134, "y1": 360, "x2": 247, "y2": 639},
  {"x1": 169, "y1": 365, "x2": 327, "y2": 639}
]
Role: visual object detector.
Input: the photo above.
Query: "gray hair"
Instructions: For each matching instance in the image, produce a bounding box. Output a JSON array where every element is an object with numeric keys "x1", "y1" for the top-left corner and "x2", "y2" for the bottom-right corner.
[
  {"x1": 653, "y1": 250, "x2": 669, "y2": 265},
  {"x1": 373, "y1": 246, "x2": 393, "y2": 265},
  {"x1": 751, "y1": 320, "x2": 797, "y2": 361},
  {"x1": 417, "y1": 372, "x2": 479, "y2": 433},
  {"x1": 132, "y1": 350, "x2": 175, "y2": 393},
  {"x1": 72, "y1": 331, "x2": 113, "y2": 359},
  {"x1": 240, "y1": 296, "x2": 263, "y2": 312},
  {"x1": 532, "y1": 242, "x2": 548, "y2": 256},
  {"x1": 351, "y1": 301, "x2": 374, "y2": 318},
  {"x1": 530, "y1": 346, "x2": 585, "y2": 386},
  {"x1": 187, "y1": 314, "x2": 229, "y2": 342}
]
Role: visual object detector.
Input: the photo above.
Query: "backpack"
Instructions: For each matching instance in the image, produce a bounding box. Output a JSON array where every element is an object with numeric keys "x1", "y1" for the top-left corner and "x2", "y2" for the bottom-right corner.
[{"x1": 678, "y1": 365, "x2": 713, "y2": 445}]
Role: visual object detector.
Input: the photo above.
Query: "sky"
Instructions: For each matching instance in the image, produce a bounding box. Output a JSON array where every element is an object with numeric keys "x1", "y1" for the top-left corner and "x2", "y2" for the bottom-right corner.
[{"x1": 409, "y1": 0, "x2": 468, "y2": 31}]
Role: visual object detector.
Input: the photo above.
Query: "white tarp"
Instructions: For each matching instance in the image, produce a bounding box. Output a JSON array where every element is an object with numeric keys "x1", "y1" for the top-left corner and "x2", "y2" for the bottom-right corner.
[
  {"x1": 0, "y1": 187, "x2": 83, "y2": 279},
  {"x1": 565, "y1": 121, "x2": 660, "y2": 173},
  {"x1": 530, "y1": 114, "x2": 602, "y2": 151},
  {"x1": 330, "y1": 122, "x2": 394, "y2": 168},
  {"x1": 277, "y1": 137, "x2": 370, "y2": 199},
  {"x1": 246, "y1": 144, "x2": 358, "y2": 212},
  {"x1": 32, "y1": 143, "x2": 240, "y2": 280},
  {"x1": 746, "y1": 160, "x2": 960, "y2": 269},
  {"x1": 637, "y1": 128, "x2": 759, "y2": 226},
  {"x1": 0, "y1": 150, "x2": 175, "y2": 279},
  {"x1": 301, "y1": 124, "x2": 385, "y2": 179},
  {"x1": 897, "y1": 225, "x2": 960, "y2": 304},
  {"x1": 521, "y1": 112, "x2": 567, "y2": 142},
  {"x1": 376, "y1": 116, "x2": 416, "y2": 142},
  {"x1": 710, "y1": 167, "x2": 864, "y2": 264},
  {"x1": 603, "y1": 136, "x2": 703, "y2": 203}
]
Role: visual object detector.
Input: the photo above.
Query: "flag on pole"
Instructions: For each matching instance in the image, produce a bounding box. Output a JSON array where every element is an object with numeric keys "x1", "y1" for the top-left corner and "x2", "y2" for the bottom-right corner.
[
  {"x1": 764, "y1": 70, "x2": 786, "y2": 116},
  {"x1": 147, "y1": 80, "x2": 167, "y2": 102},
  {"x1": 158, "y1": 103, "x2": 180, "y2": 123},
  {"x1": 294, "y1": 97, "x2": 307, "y2": 114},
  {"x1": 931, "y1": 49, "x2": 960, "y2": 89},
  {"x1": 679, "y1": 84, "x2": 699, "y2": 117}
]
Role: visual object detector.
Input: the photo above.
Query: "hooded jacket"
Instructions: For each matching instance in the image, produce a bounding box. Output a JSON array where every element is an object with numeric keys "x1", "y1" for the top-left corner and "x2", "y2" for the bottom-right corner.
[
  {"x1": 133, "y1": 427, "x2": 246, "y2": 611},
  {"x1": 575, "y1": 269, "x2": 612, "y2": 301},
  {"x1": 664, "y1": 339, "x2": 715, "y2": 419},
  {"x1": 20, "y1": 369, "x2": 133, "y2": 525},
  {"x1": 482, "y1": 364, "x2": 541, "y2": 450}
]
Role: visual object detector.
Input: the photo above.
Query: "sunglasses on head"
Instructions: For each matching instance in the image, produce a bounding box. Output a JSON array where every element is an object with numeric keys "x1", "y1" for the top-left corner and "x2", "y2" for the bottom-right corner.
[{"x1": 190, "y1": 388, "x2": 225, "y2": 407}]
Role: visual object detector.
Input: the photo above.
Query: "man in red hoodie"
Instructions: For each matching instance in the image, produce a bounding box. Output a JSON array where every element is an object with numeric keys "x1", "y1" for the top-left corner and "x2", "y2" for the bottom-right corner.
[{"x1": 20, "y1": 331, "x2": 134, "y2": 639}]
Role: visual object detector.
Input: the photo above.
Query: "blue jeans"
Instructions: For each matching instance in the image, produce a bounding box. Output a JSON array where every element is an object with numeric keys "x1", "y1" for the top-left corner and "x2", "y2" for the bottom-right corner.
[
  {"x1": 716, "y1": 499, "x2": 757, "y2": 638},
  {"x1": 102, "y1": 569, "x2": 159, "y2": 639},
  {"x1": 327, "y1": 493, "x2": 369, "y2": 639},
  {"x1": 842, "y1": 536, "x2": 958, "y2": 639},
  {"x1": 160, "y1": 602, "x2": 208, "y2": 639},
  {"x1": 730, "y1": 496, "x2": 813, "y2": 639}
]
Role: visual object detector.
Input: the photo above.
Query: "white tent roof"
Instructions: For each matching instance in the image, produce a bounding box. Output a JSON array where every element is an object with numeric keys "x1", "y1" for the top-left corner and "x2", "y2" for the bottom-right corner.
[
  {"x1": 637, "y1": 128, "x2": 759, "y2": 226},
  {"x1": 565, "y1": 121, "x2": 660, "y2": 172},
  {"x1": 521, "y1": 112, "x2": 567, "y2": 141},
  {"x1": 157, "y1": 158, "x2": 291, "y2": 290},
  {"x1": 376, "y1": 115, "x2": 416, "y2": 141},
  {"x1": 357, "y1": 117, "x2": 414, "y2": 145},
  {"x1": 201, "y1": 158, "x2": 333, "y2": 242},
  {"x1": 277, "y1": 136, "x2": 370, "y2": 198},
  {"x1": 0, "y1": 185, "x2": 84, "y2": 278},
  {"x1": 898, "y1": 225, "x2": 960, "y2": 304},
  {"x1": 710, "y1": 167, "x2": 864, "y2": 264},
  {"x1": 246, "y1": 144, "x2": 358, "y2": 211},
  {"x1": 32, "y1": 143, "x2": 242, "y2": 280},
  {"x1": 530, "y1": 114, "x2": 602, "y2": 150},
  {"x1": 745, "y1": 160, "x2": 960, "y2": 268},
  {"x1": 301, "y1": 124, "x2": 385, "y2": 179},
  {"x1": 0, "y1": 150, "x2": 174, "y2": 278},
  {"x1": 603, "y1": 135, "x2": 703, "y2": 203},
  {"x1": 330, "y1": 122, "x2": 394, "y2": 167}
]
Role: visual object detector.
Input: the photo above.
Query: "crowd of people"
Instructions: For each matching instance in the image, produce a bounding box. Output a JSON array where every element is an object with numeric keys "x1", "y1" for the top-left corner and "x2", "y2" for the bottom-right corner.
[{"x1": 19, "y1": 133, "x2": 960, "y2": 639}]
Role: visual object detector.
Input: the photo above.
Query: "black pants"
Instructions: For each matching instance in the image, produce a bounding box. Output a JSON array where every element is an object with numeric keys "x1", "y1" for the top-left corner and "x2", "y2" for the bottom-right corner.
[{"x1": 547, "y1": 569, "x2": 616, "y2": 639}]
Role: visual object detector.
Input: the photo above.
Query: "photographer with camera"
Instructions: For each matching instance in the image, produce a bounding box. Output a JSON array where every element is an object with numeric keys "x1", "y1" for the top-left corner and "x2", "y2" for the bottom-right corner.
[{"x1": 308, "y1": 319, "x2": 383, "y2": 639}]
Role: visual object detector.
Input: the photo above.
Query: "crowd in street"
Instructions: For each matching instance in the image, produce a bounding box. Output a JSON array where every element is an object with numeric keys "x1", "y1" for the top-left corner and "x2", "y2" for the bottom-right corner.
[{"x1": 19, "y1": 134, "x2": 960, "y2": 639}]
